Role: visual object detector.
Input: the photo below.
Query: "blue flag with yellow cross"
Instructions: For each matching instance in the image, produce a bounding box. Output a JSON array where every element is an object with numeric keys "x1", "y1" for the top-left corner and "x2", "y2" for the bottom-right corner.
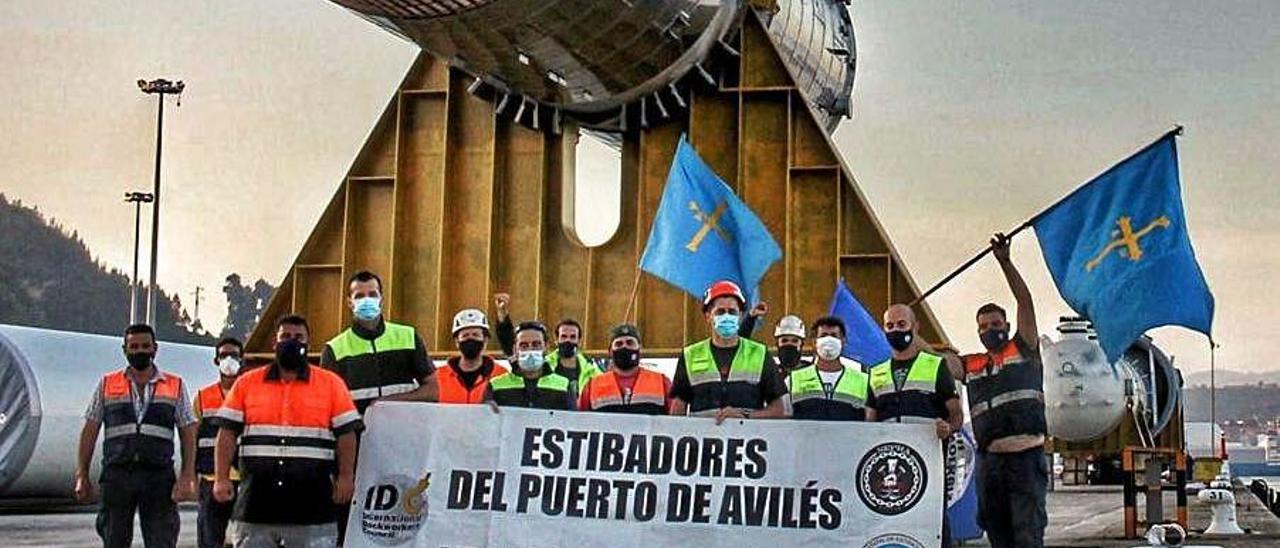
[
  {"x1": 639, "y1": 136, "x2": 782, "y2": 301},
  {"x1": 1033, "y1": 131, "x2": 1213, "y2": 362}
]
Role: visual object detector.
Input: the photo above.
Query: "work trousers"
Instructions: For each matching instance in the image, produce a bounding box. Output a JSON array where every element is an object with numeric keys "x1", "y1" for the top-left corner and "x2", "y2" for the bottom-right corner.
[
  {"x1": 232, "y1": 521, "x2": 338, "y2": 548},
  {"x1": 96, "y1": 464, "x2": 180, "y2": 548},
  {"x1": 198, "y1": 479, "x2": 237, "y2": 548},
  {"x1": 976, "y1": 446, "x2": 1048, "y2": 548}
]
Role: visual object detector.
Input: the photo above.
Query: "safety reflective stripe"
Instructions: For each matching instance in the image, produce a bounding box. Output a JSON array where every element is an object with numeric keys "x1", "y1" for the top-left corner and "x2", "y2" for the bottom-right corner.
[
  {"x1": 790, "y1": 392, "x2": 825, "y2": 404},
  {"x1": 897, "y1": 379, "x2": 935, "y2": 393},
  {"x1": 244, "y1": 424, "x2": 335, "y2": 440},
  {"x1": 138, "y1": 424, "x2": 174, "y2": 440},
  {"x1": 103, "y1": 424, "x2": 136, "y2": 439},
  {"x1": 791, "y1": 389, "x2": 867, "y2": 407},
  {"x1": 349, "y1": 387, "x2": 380, "y2": 400},
  {"x1": 379, "y1": 383, "x2": 416, "y2": 397},
  {"x1": 725, "y1": 365, "x2": 759, "y2": 383},
  {"x1": 211, "y1": 407, "x2": 244, "y2": 423},
  {"x1": 592, "y1": 394, "x2": 626, "y2": 407},
  {"x1": 970, "y1": 388, "x2": 1044, "y2": 418},
  {"x1": 198, "y1": 438, "x2": 218, "y2": 448},
  {"x1": 790, "y1": 366, "x2": 867, "y2": 407},
  {"x1": 239, "y1": 446, "x2": 335, "y2": 460},
  {"x1": 332, "y1": 410, "x2": 360, "y2": 429},
  {"x1": 830, "y1": 391, "x2": 867, "y2": 408},
  {"x1": 593, "y1": 392, "x2": 665, "y2": 408},
  {"x1": 630, "y1": 393, "x2": 666, "y2": 406},
  {"x1": 103, "y1": 423, "x2": 172, "y2": 440},
  {"x1": 349, "y1": 382, "x2": 417, "y2": 401}
]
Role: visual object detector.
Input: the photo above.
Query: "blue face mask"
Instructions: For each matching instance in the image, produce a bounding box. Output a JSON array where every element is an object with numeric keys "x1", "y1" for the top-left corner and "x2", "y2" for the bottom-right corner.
[
  {"x1": 353, "y1": 296, "x2": 382, "y2": 321},
  {"x1": 517, "y1": 350, "x2": 545, "y2": 372},
  {"x1": 713, "y1": 313, "x2": 740, "y2": 338}
]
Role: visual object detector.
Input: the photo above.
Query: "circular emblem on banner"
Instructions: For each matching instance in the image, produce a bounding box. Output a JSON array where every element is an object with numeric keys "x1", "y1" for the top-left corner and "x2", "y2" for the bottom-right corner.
[
  {"x1": 856, "y1": 442, "x2": 927, "y2": 516},
  {"x1": 861, "y1": 532, "x2": 927, "y2": 548},
  {"x1": 359, "y1": 472, "x2": 431, "y2": 545}
]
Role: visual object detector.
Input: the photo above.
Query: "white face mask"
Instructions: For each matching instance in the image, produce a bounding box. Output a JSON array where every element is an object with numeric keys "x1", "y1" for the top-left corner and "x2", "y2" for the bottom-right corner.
[
  {"x1": 517, "y1": 350, "x2": 545, "y2": 372},
  {"x1": 217, "y1": 356, "x2": 242, "y2": 377},
  {"x1": 815, "y1": 336, "x2": 843, "y2": 361}
]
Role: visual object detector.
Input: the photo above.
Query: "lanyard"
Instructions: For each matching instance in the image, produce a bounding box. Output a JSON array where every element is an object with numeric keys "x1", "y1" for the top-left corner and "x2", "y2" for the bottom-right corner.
[{"x1": 131, "y1": 379, "x2": 155, "y2": 424}]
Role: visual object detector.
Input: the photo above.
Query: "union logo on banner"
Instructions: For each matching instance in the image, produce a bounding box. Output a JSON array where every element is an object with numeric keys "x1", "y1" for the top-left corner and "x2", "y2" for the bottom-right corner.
[
  {"x1": 359, "y1": 472, "x2": 431, "y2": 545},
  {"x1": 856, "y1": 442, "x2": 928, "y2": 516}
]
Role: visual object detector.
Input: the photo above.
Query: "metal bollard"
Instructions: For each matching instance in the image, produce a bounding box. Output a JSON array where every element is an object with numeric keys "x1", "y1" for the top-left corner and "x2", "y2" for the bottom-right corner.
[{"x1": 1197, "y1": 460, "x2": 1244, "y2": 535}]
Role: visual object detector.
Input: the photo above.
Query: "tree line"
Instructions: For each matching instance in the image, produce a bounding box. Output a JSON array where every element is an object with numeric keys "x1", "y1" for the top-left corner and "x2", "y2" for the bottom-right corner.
[{"x1": 0, "y1": 194, "x2": 273, "y2": 344}]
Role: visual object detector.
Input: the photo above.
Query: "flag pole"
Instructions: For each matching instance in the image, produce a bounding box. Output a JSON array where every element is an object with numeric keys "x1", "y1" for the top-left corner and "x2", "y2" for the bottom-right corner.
[
  {"x1": 908, "y1": 125, "x2": 1184, "y2": 307},
  {"x1": 907, "y1": 222, "x2": 1034, "y2": 307},
  {"x1": 623, "y1": 268, "x2": 643, "y2": 323},
  {"x1": 1210, "y1": 338, "x2": 1218, "y2": 434}
]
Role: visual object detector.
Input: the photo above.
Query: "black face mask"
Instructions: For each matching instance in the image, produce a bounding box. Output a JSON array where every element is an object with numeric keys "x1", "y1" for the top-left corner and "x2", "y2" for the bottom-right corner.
[
  {"x1": 458, "y1": 339, "x2": 485, "y2": 360},
  {"x1": 980, "y1": 329, "x2": 1010, "y2": 352},
  {"x1": 126, "y1": 352, "x2": 154, "y2": 370},
  {"x1": 557, "y1": 342, "x2": 578, "y2": 359},
  {"x1": 885, "y1": 330, "x2": 914, "y2": 352},
  {"x1": 276, "y1": 339, "x2": 308, "y2": 371},
  {"x1": 611, "y1": 348, "x2": 640, "y2": 371},
  {"x1": 777, "y1": 345, "x2": 802, "y2": 369}
]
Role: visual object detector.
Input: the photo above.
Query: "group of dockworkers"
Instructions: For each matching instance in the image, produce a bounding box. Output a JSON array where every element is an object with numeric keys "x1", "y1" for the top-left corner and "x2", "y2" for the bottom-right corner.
[{"x1": 73, "y1": 233, "x2": 1048, "y2": 548}]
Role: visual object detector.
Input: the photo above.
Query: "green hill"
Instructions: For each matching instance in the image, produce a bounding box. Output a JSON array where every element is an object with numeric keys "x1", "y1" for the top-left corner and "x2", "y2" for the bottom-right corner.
[{"x1": 0, "y1": 193, "x2": 212, "y2": 345}]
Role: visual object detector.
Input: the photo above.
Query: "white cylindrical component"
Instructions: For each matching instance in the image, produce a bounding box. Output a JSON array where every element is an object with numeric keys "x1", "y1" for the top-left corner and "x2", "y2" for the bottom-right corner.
[
  {"x1": 0, "y1": 324, "x2": 217, "y2": 498},
  {"x1": 1041, "y1": 322, "x2": 1135, "y2": 442},
  {"x1": 1041, "y1": 319, "x2": 1181, "y2": 443}
]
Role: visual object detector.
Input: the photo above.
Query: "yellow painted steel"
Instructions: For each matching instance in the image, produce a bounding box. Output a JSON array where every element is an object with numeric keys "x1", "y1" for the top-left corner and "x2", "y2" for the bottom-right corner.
[{"x1": 246, "y1": 16, "x2": 949, "y2": 359}]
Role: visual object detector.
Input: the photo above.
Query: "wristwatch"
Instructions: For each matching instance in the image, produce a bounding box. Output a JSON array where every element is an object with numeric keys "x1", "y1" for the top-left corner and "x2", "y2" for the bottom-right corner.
[{"x1": 742, "y1": 409, "x2": 752, "y2": 419}]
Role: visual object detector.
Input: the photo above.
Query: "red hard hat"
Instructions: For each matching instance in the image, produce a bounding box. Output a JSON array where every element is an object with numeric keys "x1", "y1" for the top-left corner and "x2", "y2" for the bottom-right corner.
[{"x1": 703, "y1": 280, "x2": 745, "y2": 308}]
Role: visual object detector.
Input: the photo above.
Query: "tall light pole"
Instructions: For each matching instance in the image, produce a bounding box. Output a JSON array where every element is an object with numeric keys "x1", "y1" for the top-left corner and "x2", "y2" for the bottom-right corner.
[
  {"x1": 124, "y1": 191, "x2": 154, "y2": 324},
  {"x1": 137, "y1": 78, "x2": 184, "y2": 326},
  {"x1": 192, "y1": 286, "x2": 204, "y2": 332}
]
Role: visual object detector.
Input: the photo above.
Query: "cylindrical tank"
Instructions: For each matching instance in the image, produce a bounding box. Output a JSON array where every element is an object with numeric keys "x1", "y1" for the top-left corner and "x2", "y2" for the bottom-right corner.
[
  {"x1": 0, "y1": 324, "x2": 217, "y2": 498},
  {"x1": 1041, "y1": 318, "x2": 1179, "y2": 443},
  {"x1": 331, "y1": 0, "x2": 857, "y2": 133}
]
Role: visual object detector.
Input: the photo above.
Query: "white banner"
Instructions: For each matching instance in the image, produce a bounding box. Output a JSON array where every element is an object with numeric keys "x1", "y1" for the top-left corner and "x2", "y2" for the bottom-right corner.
[{"x1": 347, "y1": 403, "x2": 942, "y2": 548}]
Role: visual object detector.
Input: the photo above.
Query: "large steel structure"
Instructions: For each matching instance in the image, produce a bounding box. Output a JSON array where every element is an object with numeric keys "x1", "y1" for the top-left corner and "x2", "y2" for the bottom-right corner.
[
  {"x1": 246, "y1": 2, "x2": 948, "y2": 357},
  {"x1": 332, "y1": 0, "x2": 856, "y2": 134}
]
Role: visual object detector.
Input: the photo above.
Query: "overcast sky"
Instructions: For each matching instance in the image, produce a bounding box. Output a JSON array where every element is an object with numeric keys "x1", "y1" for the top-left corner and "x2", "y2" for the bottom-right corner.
[{"x1": 2, "y1": 1, "x2": 1276, "y2": 374}]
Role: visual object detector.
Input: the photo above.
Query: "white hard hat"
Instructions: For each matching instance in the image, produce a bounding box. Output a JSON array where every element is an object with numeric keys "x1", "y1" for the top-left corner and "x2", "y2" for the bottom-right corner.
[
  {"x1": 451, "y1": 308, "x2": 490, "y2": 335},
  {"x1": 775, "y1": 315, "x2": 806, "y2": 339}
]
